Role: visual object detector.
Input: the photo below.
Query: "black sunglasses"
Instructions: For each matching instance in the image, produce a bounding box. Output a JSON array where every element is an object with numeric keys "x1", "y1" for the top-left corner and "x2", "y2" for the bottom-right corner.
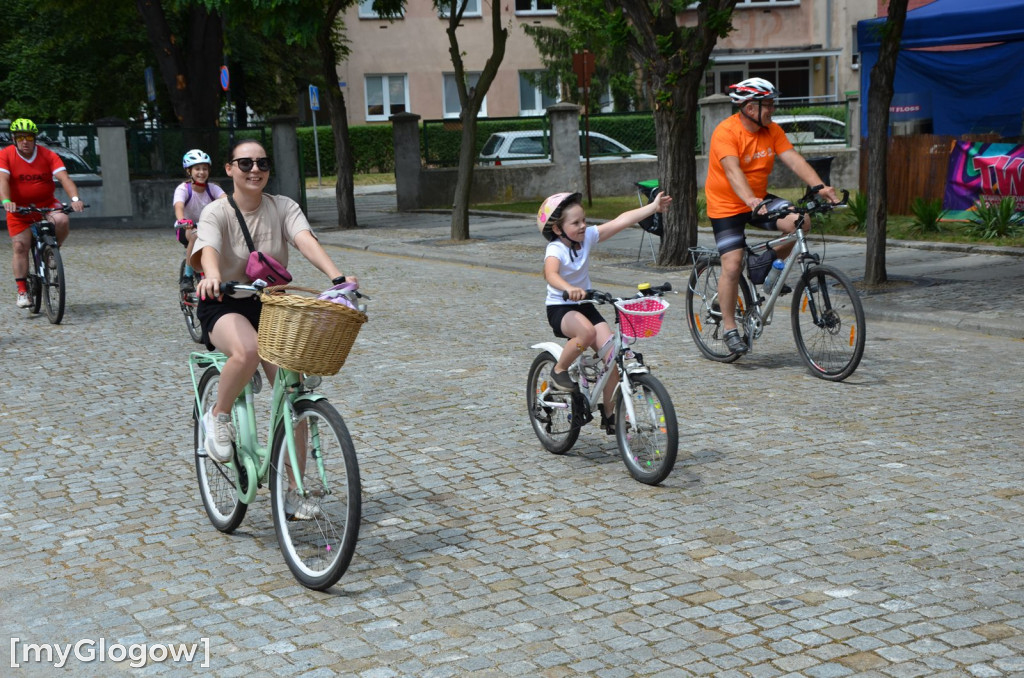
[{"x1": 230, "y1": 157, "x2": 271, "y2": 172}]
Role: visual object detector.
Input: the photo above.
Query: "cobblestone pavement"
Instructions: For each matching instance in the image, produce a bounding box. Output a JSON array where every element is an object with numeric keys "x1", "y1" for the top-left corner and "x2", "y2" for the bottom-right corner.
[{"x1": 0, "y1": 200, "x2": 1022, "y2": 677}]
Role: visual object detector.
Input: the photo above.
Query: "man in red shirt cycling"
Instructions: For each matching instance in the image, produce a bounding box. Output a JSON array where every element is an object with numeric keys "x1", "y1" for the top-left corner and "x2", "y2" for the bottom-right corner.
[
  {"x1": 705, "y1": 78, "x2": 837, "y2": 355},
  {"x1": 1, "y1": 118, "x2": 85, "y2": 308}
]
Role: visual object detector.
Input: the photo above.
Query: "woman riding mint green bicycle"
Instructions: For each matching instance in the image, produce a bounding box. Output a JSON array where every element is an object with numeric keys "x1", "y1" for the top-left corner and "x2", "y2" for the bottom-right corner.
[{"x1": 191, "y1": 281, "x2": 367, "y2": 590}]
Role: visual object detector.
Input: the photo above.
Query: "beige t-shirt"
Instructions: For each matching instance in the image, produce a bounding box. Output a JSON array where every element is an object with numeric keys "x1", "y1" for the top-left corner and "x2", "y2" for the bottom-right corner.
[{"x1": 191, "y1": 193, "x2": 313, "y2": 282}]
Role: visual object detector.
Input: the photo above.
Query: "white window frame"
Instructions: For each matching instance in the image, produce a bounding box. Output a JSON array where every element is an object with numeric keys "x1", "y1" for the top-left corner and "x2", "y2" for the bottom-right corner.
[
  {"x1": 438, "y1": 0, "x2": 481, "y2": 18},
  {"x1": 518, "y1": 70, "x2": 559, "y2": 116},
  {"x1": 515, "y1": 0, "x2": 556, "y2": 16},
  {"x1": 358, "y1": 0, "x2": 404, "y2": 19},
  {"x1": 364, "y1": 74, "x2": 409, "y2": 122},
  {"x1": 443, "y1": 72, "x2": 487, "y2": 119}
]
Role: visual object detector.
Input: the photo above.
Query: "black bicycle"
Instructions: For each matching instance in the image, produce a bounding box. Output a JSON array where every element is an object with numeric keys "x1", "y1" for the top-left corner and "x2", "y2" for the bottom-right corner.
[
  {"x1": 175, "y1": 219, "x2": 203, "y2": 343},
  {"x1": 16, "y1": 204, "x2": 82, "y2": 324}
]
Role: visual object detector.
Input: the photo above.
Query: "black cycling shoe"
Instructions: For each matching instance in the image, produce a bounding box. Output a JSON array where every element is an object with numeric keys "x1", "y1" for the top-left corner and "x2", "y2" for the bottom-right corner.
[
  {"x1": 723, "y1": 329, "x2": 748, "y2": 355},
  {"x1": 549, "y1": 368, "x2": 578, "y2": 392},
  {"x1": 778, "y1": 284, "x2": 793, "y2": 296},
  {"x1": 179, "y1": 275, "x2": 196, "y2": 293}
]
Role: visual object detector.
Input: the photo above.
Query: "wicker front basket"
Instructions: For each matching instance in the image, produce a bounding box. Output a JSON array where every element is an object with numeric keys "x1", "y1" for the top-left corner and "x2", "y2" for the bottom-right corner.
[{"x1": 257, "y1": 285, "x2": 367, "y2": 376}]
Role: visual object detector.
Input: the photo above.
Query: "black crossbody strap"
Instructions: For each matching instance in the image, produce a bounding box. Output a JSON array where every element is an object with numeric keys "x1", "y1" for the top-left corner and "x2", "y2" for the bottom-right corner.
[{"x1": 226, "y1": 194, "x2": 256, "y2": 253}]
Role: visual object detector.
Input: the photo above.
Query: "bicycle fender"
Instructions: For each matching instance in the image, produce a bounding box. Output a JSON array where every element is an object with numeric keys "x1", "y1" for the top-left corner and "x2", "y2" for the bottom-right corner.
[
  {"x1": 294, "y1": 392, "x2": 329, "y2": 405},
  {"x1": 530, "y1": 342, "x2": 563, "y2": 361}
]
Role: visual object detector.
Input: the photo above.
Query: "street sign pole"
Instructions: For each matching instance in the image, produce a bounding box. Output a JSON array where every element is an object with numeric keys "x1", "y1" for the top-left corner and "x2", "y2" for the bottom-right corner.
[
  {"x1": 309, "y1": 85, "x2": 322, "y2": 188},
  {"x1": 572, "y1": 50, "x2": 596, "y2": 207}
]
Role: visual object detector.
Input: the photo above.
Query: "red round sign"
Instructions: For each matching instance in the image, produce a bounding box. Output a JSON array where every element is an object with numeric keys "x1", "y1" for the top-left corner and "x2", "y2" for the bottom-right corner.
[{"x1": 220, "y1": 66, "x2": 230, "y2": 92}]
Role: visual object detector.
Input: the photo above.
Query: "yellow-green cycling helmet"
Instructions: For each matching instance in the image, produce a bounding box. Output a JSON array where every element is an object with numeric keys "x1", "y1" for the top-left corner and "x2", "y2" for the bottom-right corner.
[{"x1": 9, "y1": 118, "x2": 38, "y2": 135}]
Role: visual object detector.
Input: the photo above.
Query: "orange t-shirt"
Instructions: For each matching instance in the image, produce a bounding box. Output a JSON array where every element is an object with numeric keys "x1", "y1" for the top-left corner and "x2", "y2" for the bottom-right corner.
[{"x1": 705, "y1": 113, "x2": 793, "y2": 219}]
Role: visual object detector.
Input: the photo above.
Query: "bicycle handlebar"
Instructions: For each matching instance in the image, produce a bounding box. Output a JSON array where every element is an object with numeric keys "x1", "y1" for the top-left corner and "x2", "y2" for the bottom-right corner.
[
  {"x1": 218, "y1": 280, "x2": 369, "y2": 302},
  {"x1": 562, "y1": 282, "x2": 672, "y2": 304},
  {"x1": 14, "y1": 202, "x2": 89, "y2": 215},
  {"x1": 756, "y1": 189, "x2": 849, "y2": 223}
]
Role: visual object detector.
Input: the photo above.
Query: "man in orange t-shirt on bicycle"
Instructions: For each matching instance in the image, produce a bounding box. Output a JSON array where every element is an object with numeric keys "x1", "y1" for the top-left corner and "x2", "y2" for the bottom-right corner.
[
  {"x1": 705, "y1": 78, "x2": 837, "y2": 355},
  {"x1": 0, "y1": 118, "x2": 84, "y2": 309}
]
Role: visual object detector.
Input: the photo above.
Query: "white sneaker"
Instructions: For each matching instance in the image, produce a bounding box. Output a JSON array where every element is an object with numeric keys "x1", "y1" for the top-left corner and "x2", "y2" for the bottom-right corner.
[
  {"x1": 285, "y1": 487, "x2": 324, "y2": 521},
  {"x1": 16, "y1": 292, "x2": 30, "y2": 308},
  {"x1": 202, "y1": 409, "x2": 235, "y2": 463}
]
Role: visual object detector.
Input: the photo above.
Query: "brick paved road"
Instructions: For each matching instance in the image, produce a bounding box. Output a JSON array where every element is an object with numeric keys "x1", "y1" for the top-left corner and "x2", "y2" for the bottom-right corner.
[{"x1": 1, "y1": 229, "x2": 1022, "y2": 676}]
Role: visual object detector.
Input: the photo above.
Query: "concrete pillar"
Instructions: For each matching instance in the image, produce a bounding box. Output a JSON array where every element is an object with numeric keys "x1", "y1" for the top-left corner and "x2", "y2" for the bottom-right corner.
[
  {"x1": 269, "y1": 116, "x2": 302, "y2": 205},
  {"x1": 95, "y1": 118, "x2": 131, "y2": 217},
  {"x1": 391, "y1": 112, "x2": 422, "y2": 211},
  {"x1": 845, "y1": 92, "x2": 861, "y2": 144},
  {"x1": 699, "y1": 94, "x2": 734, "y2": 155},
  {"x1": 547, "y1": 103, "x2": 583, "y2": 192}
]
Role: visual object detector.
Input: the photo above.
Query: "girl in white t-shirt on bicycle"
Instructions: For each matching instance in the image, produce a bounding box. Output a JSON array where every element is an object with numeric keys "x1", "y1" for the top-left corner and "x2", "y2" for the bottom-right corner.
[
  {"x1": 174, "y1": 149, "x2": 226, "y2": 290},
  {"x1": 538, "y1": 190, "x2": 672, "y2": 431}
]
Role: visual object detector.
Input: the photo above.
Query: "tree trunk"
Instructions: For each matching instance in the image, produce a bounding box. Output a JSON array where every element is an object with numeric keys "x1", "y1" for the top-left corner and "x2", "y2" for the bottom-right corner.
[
  {"x1": 446, "y1": 0, "x2": 507, "y2": 240},
  {"x1": 135, "y1": 0, "x2": 222, "y2": 134},
  {"x1": 318, "y1": 1, "x2": 357, "y2": 229},
  {"x1": 654, "y1": 77, "x2": 703, "y2": 266},
  {"x1": 864, "y1": 0, "x2": 909, "y2": 285},
  {"x1": 451, "y1": 113, "x2": 478, "y2": 240}
]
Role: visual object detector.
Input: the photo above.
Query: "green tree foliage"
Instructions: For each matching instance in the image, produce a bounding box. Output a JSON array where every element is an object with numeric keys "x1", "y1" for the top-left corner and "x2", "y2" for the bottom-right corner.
[
  {"x1": 522, "y1": 0, "x2": 642, "y2": 112},
  {"x1": 0, "y1": 0, "x2": 151, "y2": 121}
]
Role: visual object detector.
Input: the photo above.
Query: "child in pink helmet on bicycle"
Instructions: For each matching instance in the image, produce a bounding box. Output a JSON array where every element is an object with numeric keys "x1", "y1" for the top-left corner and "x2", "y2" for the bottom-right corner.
[{"x1": 538, "y1": 190, "x2": 672, "y2": 431}]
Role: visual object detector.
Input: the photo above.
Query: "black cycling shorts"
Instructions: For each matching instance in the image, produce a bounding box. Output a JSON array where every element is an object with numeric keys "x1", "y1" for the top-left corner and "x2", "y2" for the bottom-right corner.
[
  {"x1": 546, "y1": 303, "x2": 608, "y2": 339},
  {"x1": 710, "y1": 194, "x2": 785, "y2": 255},
  {"x1": 197, "y1": 294, "x2": 262, "y2": 351}
]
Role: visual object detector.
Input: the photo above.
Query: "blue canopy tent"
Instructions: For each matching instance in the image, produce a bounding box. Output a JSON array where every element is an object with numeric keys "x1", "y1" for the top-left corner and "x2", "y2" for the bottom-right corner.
[{"x1": 857, "y1": 0, "x2": 1024, "y2": 138}]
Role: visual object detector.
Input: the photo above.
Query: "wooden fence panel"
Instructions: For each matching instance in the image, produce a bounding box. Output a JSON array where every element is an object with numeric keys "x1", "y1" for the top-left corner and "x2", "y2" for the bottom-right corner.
[{"x1": 859, "y1": 134, "x2": 1009, "y2": 214}]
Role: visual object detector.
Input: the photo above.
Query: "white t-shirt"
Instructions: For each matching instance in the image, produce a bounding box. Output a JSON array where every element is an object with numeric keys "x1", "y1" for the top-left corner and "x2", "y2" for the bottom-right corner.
[
  {"x1": 544, "y1": 226, "x2": 600, "y2": 306},
  {"x1": 173, "y1": 182, "x2": 225, "y2": 223}
]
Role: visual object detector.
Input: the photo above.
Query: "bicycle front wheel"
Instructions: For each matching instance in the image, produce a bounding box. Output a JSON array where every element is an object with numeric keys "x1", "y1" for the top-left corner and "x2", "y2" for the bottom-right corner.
[
  {"x1": 179, "y1": 259, "x2": 203, "y2": 343},
  {"x1": 194, "y1": 367, "x2": 247, "y2": 532},
  {"x1": 526, "y1": 352, "x2": 580, "y2": 455},
  {"x1": 269, "y1": 400, "x2": 361, "y2": 591},
  {"x1": 615, "y1": 373, "x2": 678, "y2": 486},
  {"x1": 685, "y1": 256, "x2": 752, "y2": 362},
  {"x1": 41, "y1": 245, "x2": 65, "y2": 324},
  {"x1": 791, "y1": 264, "x2": 866, "y2": 382}
]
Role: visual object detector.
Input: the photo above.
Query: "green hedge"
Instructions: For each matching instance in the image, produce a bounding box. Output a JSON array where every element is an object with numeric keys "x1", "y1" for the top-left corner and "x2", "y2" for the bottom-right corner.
[{"x1": 296, "y1": 124, "x2": 395, "y2": 175}]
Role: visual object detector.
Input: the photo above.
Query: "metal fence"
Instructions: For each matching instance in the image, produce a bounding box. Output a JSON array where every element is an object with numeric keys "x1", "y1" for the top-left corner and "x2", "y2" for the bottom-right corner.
[{"x1": 125, "y1": 126, "x2": 270, "y2": 178}]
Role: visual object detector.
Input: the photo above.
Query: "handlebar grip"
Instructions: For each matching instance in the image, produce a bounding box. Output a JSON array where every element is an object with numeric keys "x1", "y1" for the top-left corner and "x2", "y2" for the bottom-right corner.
[{"x1": 561, "y1": 289, "x2": 595, "y2": 301}]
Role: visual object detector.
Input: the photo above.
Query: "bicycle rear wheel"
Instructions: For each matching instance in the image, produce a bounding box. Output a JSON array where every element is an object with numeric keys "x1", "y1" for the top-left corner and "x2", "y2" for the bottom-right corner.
[
  {"x1": 685, "y1": 256, "x2": 752, "y2": 362},
  {"x1": 41, "y1": 245, "x2": 65, "y2": 324},
  {"x1": 791, "y1": 264, "x2": 866, "y2": 382},
  {"x1": 194, "y1": 367, "x2": 247, "y2": 532},
  {"x1": 179, "y1": 259, "x2": 203, "y2": 343},
  {"x1": 270, "y1": 400, "x2": 361, "y2": 591},
  {"x1": 526, "y1": 352, "x2": 580, "y2": 454},
  {"x1": 615, "y1": 373, "x2": 678, "y2": 485}
]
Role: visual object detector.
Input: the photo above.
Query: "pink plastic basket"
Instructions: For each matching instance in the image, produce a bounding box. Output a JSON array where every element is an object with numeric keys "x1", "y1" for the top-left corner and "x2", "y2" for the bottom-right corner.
[{"x1": 615, "y1": 297, "x2": 669, "y2": 339}]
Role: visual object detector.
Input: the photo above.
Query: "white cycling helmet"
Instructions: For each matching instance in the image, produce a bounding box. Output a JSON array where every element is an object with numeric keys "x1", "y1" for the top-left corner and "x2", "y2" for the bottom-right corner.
[
  {"x1": 728, "y1": 78, "x2": 778, "y2": 105},
  {"x1": 182, "y1": 149, "x2": 212, "y2": 169}
]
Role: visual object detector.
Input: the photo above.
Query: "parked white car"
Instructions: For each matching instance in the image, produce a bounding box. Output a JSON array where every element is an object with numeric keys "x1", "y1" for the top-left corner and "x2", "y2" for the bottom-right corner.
[
  {"x1": 773, "y1": 115, "x2": 847, "y2": 148},
  {"x1": 478, "y1": 130, "x2": 655, "y2": 166}
]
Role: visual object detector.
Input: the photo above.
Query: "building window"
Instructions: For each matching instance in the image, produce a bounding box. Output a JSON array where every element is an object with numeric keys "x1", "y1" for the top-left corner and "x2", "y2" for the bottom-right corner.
[
  {"x1": 519, "y1": 71, "x2": 558, "y2": 116},
  {"x1": 439, "y1": 0, "x2": 481, "y2": 18},
  {"x1": 443, "y1": 72, "x2": 487, "y2": 118},
  {"x1": 365, "y1": 74, "x2": 408, "y2": 121},
  {"x1": 515, "y1": 0, "x2": 556, "y2": 15},
  {"x1": 358, "y1": 0, "x2": 403, "y2": 18}
]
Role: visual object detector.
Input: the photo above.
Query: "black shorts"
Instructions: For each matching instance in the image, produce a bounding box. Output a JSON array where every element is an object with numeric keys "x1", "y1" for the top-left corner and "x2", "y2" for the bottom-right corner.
[
  {"x1": 196, "y1": 295, "x2": 262, "y2": 351},
  {"x1": 710, "y1": 194, "x2": 784, "y2": 255},
  {"x1": 546, "y1": 303, "x2": 608, "y2": 339}
]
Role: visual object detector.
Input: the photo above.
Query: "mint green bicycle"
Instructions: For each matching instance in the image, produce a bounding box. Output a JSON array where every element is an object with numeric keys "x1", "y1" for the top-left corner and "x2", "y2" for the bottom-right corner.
[{"x1": 190, "y1": 282, "x2": 365, "y2": 590}]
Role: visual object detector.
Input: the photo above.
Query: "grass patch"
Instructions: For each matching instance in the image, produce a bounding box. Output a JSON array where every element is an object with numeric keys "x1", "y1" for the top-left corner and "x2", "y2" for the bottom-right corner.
[
  {"x1": 306, "y1": 173, "x2": 395, "y2": 189},
  {"x1": 472, "y1": 188, "x2": 1024, "y2": 247}
]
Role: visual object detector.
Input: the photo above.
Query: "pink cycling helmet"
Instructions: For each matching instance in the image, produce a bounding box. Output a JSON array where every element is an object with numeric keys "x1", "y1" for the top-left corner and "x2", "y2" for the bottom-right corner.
[{"x1": 537, "y1": 192, "x2": 582, "y2": 241}]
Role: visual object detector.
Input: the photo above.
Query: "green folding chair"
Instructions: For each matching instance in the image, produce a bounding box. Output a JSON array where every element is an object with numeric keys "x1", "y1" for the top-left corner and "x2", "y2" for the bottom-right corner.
[{"x1": 635, "y1": 180, "x2": 663, "y2": 262}]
